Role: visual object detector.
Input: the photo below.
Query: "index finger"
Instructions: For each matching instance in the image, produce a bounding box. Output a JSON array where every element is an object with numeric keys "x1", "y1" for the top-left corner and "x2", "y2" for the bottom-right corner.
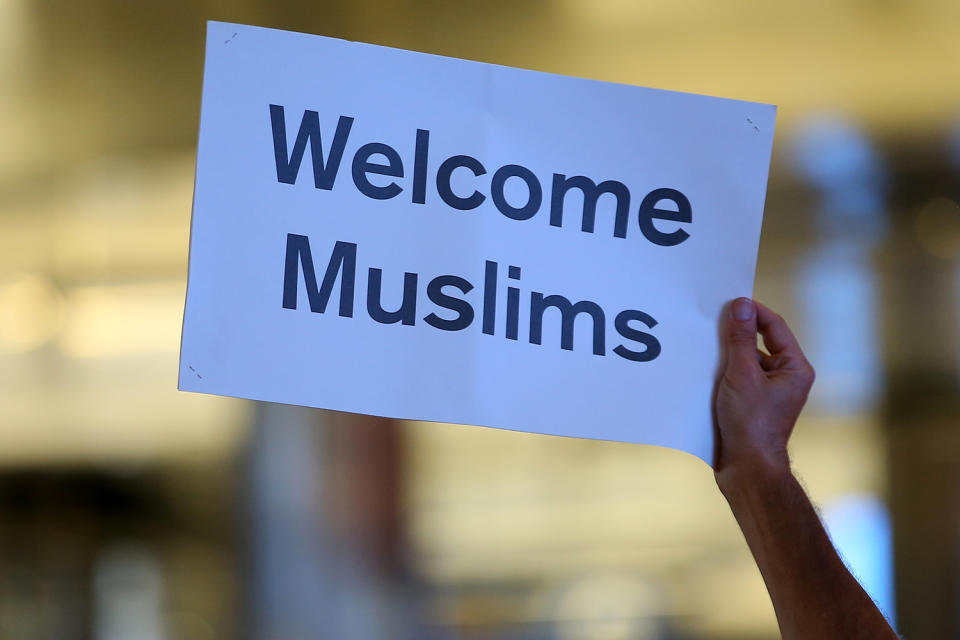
[{"x1": 755, "y1": 302, "x2": 805, "y2": 360}]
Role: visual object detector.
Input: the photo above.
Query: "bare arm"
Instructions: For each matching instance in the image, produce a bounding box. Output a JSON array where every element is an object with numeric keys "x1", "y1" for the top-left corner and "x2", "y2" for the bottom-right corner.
[{"x1": 714, "y1": 298, "x2": 897, "y2": 640}]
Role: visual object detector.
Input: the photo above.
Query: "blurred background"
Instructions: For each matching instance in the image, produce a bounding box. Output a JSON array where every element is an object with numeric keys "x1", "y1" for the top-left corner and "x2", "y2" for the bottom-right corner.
[{"x1": 1, "y1": 0, "x2": 959, "y2": 638}]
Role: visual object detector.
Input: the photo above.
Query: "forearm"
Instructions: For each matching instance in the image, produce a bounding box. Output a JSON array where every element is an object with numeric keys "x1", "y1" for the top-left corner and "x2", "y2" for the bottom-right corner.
[{"x1": 718, "y1": 461, "x2": 897, "y2": 640}]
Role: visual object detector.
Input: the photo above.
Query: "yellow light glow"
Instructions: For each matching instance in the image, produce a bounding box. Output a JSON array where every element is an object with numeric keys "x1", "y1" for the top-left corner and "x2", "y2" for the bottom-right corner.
[
  {"x1": 58, "y1": 280, "x2": 185, "y2": 358},
  {"x1": 0, "y1": 273, "x2": 64, "y2": 353}
]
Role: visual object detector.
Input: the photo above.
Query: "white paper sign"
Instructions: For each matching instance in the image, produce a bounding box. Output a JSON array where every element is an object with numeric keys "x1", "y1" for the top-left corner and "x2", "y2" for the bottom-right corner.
[{"x1": 179, "y1": 21, "x2": 776, "y2": 464}]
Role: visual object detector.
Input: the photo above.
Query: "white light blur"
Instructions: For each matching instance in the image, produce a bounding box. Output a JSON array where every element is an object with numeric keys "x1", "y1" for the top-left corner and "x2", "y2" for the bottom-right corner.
[
  {"x1": 93, "y1": 543, "x2": 167, "y2": 640},
  {"x1": 795, "y1": 240, "x2": 881, "y2": 414},
  {"x1": 790, "y1": 114, "x2": 886, "y2": 239},
  {"x1": 537, "y1": 572, "x2": 663, "y2": 640},
  {"x1": 823, "y1": 494, "x2": 896, "y2": 628}
]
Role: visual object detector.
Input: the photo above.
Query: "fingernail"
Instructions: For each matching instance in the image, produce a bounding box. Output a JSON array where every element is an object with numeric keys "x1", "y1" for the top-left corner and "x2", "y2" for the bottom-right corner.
[{"x1": 731, "y1": 298, "x2": 754, "y2": 321}]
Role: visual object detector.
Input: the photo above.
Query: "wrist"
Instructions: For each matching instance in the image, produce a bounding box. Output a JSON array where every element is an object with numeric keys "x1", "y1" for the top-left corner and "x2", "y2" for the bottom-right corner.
[{"x1": 715, "y1": 448, "x2": 792, "y2": 497}]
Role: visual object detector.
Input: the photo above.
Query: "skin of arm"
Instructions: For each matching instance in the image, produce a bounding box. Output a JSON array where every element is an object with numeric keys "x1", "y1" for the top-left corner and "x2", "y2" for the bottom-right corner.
[{"x1": 714, "y1": 297, "x2": 898, "y2": 640}]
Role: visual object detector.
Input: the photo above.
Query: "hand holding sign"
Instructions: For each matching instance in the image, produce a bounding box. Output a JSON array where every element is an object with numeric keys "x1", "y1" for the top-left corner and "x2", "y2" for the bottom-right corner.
[
  {"x1": 179, "y1": 22, "x2": 776, "y2": 464},
  {"x1": 714, "y1": 299, "x2": 816, "y2": 476}
]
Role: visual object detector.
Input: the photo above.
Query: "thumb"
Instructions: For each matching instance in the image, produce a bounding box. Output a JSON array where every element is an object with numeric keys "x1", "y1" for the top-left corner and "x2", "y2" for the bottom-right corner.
[{"x1": 724, "y1": 297, "x2": 759, "y2": 375}]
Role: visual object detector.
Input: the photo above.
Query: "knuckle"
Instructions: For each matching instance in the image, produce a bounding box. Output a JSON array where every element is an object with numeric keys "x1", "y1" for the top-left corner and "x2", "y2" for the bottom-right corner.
[
  {"x1": 728, "y1": 326, "x2": 756, "y2": 345},
  {"x1": 720, "y1": 370, "x2": 755, "y2": 394},
  {"x1": 730, "y1": 365, "x2": 763, "y2": 389}
]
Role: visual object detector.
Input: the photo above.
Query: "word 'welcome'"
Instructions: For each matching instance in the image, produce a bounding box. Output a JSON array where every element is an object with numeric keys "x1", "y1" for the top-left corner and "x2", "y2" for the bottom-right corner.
[{"x1": 270, "y1": 105, "x2": 693, "y2": 246}]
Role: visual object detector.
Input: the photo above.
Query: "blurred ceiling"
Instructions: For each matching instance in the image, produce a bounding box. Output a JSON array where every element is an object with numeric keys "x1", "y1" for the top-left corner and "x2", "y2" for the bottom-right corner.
[
  {"x1": 1, "y1": 0, "x2": 957, "y2": 462},
  {"x1": 2, "y1": 0, "x2": 959, "y2": 189}
]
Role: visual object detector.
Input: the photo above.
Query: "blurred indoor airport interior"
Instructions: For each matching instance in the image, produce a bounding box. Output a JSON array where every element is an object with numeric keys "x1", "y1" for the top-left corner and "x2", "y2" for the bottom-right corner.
[{"x1": 1, "y1": 1, "x2": 960, "y2": 638}]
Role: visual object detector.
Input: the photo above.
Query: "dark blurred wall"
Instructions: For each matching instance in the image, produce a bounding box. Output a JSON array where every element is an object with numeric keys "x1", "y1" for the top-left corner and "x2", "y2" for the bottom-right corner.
[{"x1": 881, "y1": 141, "x2": 960, "y2": 639}]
